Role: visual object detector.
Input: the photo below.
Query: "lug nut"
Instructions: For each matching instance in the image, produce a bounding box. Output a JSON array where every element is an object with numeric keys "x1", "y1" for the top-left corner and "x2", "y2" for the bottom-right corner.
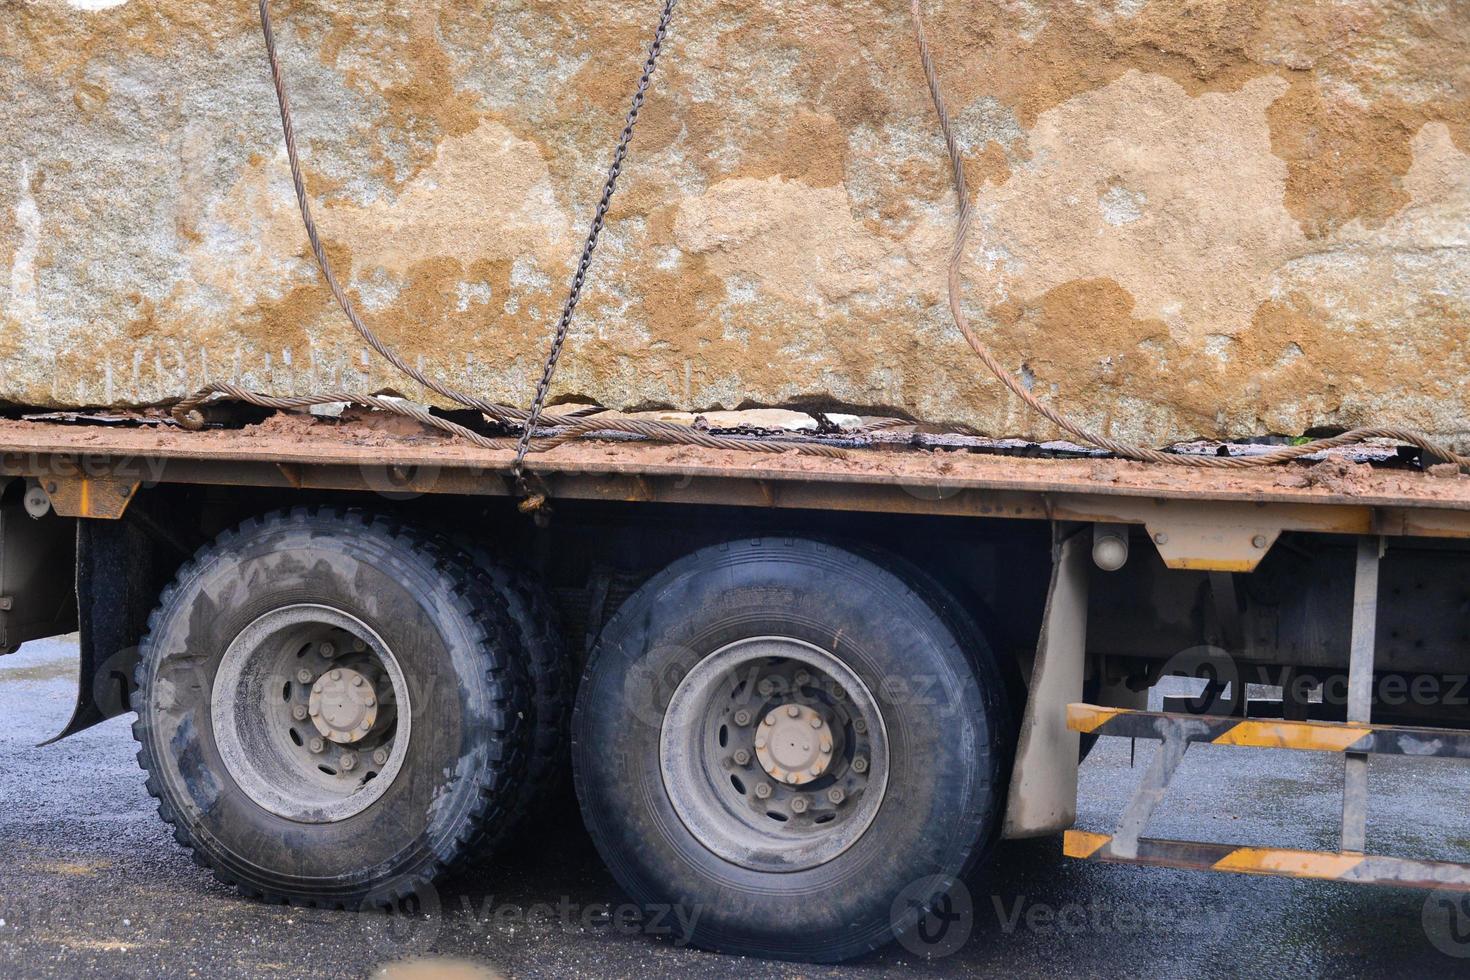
[
  {"x1": 320, "y1": 642, "x2": 336, "y2": 658},
  {"x1": 340, "y1": 753, "x2": 358, "y2": 772},
  {"x1": 351, "y1": 638, "x2": 366, "y2": 652},
  {"x1": 292, "y1": 705, "x2": 308, "y2": 721},
  {"x1": 308, "y1": 737, "x2": 326, "y2": 754},
  {"x1": 330, "y1": 670, "x2": 342, "y2": 682},
  {"x1": 786, "y1": 705, "x2": 800, "y2": 718},
  {"x1": 853, "y1": 757, "x2": 869, "y2": 774},
  {"x1": 791, "y1": 796, "x2": 809, "y2": 813},
  {"x1": 795, "y1": 671, "x2": 811, "y2": 686},
  {"x1": 754, "y1": 782, "x2": 772, "y2": 799},
  {"x1": 827, "y1": 787, "x2": 845, "y2": 805},
  {"x1": 733, "y1": 749, "x2": 751, "y2": 766},
  {"x1": 854, "y1": 718, "x2": 868, "y2": 734},
  {"x1": 810, "y1": 716, "x2": 823, "y2": 729},
  {"x1": 755, "y1": 737, "x2": 767, "y2": 749},
  {"x1": 733, "y1": 710, "x2": 751, "y2": 726},
  {"x1": 353, "y1": 675, "x2": 364, "y2": 687},
  {"x1": 757, "y1": 679, "x2": 776, "y2": 696},
  {"x1": 296, "y1": 669, "x2": 313, "y2": 684},
  {"x1": 820, "y1": 739, "x2": 832, "y2": 753},
  {"x1": 762, "y1": 715, "x2": 775, "y2": 727},
  {"x1": 372, "y1": 748, "x2": 389, "y2": 766}
]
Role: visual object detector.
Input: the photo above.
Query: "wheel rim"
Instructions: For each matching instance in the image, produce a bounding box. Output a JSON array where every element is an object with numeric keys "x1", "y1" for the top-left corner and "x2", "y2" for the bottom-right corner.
[
  {"x1": 659, "y1": 636, "x2": 890, "y2": 872},
  {"x1": 210, "y1": 604, "x2": 412, "y2": 823}
]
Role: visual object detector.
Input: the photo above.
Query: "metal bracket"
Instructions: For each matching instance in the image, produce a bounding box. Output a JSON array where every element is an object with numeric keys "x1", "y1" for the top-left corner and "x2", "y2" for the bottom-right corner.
[
  {"x1": 40, "y1": 475, "x2": 140, "y2": 520},
  {"x1": 1145, "y1": 520, "x2": 1280, "y2": 572},
  {"x1": 1110, "y1": 716, "x2": 1208, "y2": 858},
  {"x1": 1342, "y1": 535, "x2": 1381, "y2": 852}
]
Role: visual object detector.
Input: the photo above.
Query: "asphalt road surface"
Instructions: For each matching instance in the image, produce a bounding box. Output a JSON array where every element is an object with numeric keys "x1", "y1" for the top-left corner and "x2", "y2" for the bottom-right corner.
[{"x1": 2, "y1": 636, "x2": 1468, "y2": 979}]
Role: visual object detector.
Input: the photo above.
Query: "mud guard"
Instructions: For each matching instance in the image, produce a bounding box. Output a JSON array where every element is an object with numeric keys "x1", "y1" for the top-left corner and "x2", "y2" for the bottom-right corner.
[
  {"x1": 44, "y1": 517, "x2": 155, "y2": 744},
  {"x1": 0, "y1": 492, "x2": 77, "y2": 656},
  {"x1": 1002, "y1": 524, "x2": 1090, "y2": 838}
]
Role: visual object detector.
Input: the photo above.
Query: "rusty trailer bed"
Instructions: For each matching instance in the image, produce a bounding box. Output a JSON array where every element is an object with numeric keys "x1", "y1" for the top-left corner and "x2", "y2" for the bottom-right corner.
[{"x1": 2, "y1": 415, "x2": 1468, "y2": 568}]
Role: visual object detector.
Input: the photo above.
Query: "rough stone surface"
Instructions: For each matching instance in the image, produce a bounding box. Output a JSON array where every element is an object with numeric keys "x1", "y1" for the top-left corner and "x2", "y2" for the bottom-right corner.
[{"x1": 1, "y1": 0, "x2": 1467, "y2": 445}]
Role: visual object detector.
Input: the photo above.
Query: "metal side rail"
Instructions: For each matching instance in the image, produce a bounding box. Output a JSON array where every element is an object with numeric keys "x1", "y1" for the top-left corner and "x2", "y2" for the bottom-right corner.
[
  {"x1": 1063, "y1": 831, "x2": 1470, "y2": 890},
  {"x1": 1068, "y1": 704, "x2": 1470, "y2": 758}
]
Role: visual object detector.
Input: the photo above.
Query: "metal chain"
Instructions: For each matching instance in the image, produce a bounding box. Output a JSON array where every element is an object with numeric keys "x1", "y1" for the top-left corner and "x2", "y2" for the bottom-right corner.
[
  {"x1": 910, "y1": 0, "x2": 1468, "y2": 472},
  {"x1": 512, "y1": 0, "x2": 679, "y2": 490},
  {"x1": 171, "y1": 1, "x2": 1462, "y2": 485},
  {"x1": 174, "y1": 0, "x2": 842, "y2": 467}
]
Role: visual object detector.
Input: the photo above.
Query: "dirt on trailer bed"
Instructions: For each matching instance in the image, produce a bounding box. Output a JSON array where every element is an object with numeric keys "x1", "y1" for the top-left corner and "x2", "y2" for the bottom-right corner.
[{"x1": 0, "y1": 411, "x2": 1467, "y2": 516}]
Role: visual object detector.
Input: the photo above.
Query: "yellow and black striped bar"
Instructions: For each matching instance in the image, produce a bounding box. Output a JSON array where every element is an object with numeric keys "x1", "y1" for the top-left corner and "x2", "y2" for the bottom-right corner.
[
  {"x1": 1064, "y1": 830, "x2": 1470, "y2": 890},
  {"x1": 1067, "y1": 703, "x2": 1470, "y2": 758}
]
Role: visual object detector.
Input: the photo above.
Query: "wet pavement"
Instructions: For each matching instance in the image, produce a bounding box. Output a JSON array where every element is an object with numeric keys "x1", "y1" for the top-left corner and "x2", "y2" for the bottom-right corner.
[{"x1": 1, "y1": 636, "x2": 1467, "y2": 978}]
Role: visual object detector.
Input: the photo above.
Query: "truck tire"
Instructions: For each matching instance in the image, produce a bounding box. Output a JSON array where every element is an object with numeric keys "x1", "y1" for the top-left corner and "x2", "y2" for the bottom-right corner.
[
  {"x1": 457, "y1": 545, "x2": 573, "y2": 837},
  {"x1": 132, "y1": 508, "x2": 529, "y2": 907},
  {"x1": 571, "y1": 538, "x2": 1010, "y2": 962}
]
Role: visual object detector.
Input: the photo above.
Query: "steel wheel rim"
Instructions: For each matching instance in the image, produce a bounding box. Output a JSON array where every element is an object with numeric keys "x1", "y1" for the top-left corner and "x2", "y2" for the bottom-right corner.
[
  {"x1": 659, "y1": 636, "x2": 890, "y2": 872},
  {"x1": 210, "y1": 604, "x2": 412, "y2": 823}
]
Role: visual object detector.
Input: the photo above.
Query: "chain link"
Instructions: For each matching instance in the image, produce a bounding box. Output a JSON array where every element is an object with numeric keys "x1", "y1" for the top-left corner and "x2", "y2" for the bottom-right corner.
[{"x1": 512, "y1": 0, "x2": 679, "y2": 491}]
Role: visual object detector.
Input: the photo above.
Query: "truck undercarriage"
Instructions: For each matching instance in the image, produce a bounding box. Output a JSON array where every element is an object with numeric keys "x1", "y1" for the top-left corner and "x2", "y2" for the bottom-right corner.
[{"x1": 0, "y1": 412, "x2": 1467, "y2": 959}]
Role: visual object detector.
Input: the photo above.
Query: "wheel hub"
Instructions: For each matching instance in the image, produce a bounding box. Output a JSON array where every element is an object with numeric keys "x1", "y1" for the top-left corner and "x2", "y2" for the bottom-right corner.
[
  {"x1": 210, "y1": 604, "x2": 410, "y2": 823},
  {"x1": 755, "y1": 703, "x2": 831, "y2": 785},
  {"x1": 659, "y1": 636, "x2": 890, "y2": 872},
  {"x1": 308, "y1": 667, "x2": 378, "y2": 744}
]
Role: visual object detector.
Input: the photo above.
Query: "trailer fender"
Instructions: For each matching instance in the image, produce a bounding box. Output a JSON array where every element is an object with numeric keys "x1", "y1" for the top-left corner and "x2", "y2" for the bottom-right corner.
[
  {"x1": 45, "y1": 517, "x2": 156, "y2": 744},
  {"x1": 1003, "y1": 525, "x2": 1091, "y2": 838}
]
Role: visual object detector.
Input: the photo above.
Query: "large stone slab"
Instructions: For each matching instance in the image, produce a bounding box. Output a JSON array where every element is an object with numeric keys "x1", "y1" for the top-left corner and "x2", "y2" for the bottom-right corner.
[{"x1": 2, "y1": 0, "x2": 1467, "y2": 445}]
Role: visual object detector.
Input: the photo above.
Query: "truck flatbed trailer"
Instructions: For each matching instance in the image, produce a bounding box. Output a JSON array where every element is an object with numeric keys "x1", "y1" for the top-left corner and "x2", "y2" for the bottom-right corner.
[{"x1": 2, "y1": 411, "x2": 1470, "y2": 961}]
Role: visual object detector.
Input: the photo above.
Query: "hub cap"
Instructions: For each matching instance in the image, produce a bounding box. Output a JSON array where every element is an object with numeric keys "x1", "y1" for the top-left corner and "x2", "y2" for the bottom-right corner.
[
  {"x1": 755, "y1": 703, "x2": 830, "y2": 784},
  {"x1": 659, "y1": 636, "x2": 890, "y2": 872},
  {"x1": 309, "y1": 667, "x2": 378, "y2": 744}
]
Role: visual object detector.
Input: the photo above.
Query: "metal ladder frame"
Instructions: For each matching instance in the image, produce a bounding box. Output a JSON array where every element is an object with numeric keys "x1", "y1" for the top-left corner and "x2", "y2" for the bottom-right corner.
[{"x1": 1064, "y1": 535, "x2": 1470, "y2": 890}]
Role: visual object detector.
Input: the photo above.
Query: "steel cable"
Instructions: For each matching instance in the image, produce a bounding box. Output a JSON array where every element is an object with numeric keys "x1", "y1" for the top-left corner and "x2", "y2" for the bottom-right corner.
[
  {"x1": 172, "y1": 0, "x2": 842, "y2": 466},
  {"x1": 909, "y1": 0, "x2": 1468, "y2": 473},
  {"x1": 173, "y1": 1, "x2": 1466, "y2": 481}
]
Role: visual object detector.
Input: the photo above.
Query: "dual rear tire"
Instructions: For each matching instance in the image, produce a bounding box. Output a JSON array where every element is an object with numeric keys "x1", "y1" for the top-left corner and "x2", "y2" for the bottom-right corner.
[
  {"x1": 131, "y1": 508, "x2": 562, "y2": 906},
  {"x1": 132, "y1": 517, "x2": 1010, "y2": 960}
]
